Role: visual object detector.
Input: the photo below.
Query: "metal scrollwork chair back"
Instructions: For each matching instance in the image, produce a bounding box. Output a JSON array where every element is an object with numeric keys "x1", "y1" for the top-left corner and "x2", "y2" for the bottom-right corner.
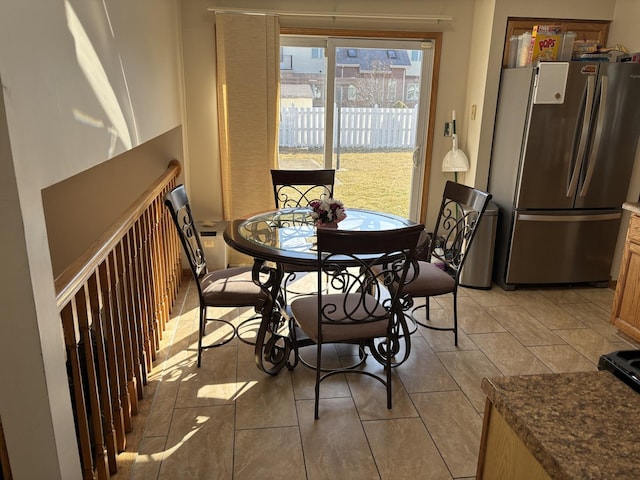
[
  {"x1": 271, "y1": 169, "x2": 335, "y2": 209},
  {"x1": 270, "y1": 169, "x2": 336, "y2": 305},
  {"x1": 404, "y1": 181, "x2": 492, "y2": 345},
  {"x1": 164, "y1": 185, "x2": 265, "y2": 366},
  {"x1": 289, "y1": 225, "x2": 424, "y2": 419}
]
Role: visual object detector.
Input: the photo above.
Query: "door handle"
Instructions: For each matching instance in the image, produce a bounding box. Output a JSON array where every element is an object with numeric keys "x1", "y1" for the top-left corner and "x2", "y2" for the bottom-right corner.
[
  {"x1": 412, "y1": 146, "x2": 421, "y2": 167},
  {"x1": 568, "y1": 75, "x2": 595, "y2": 197},
  {"x1": 579, "y1": 75, "x2": 607, "y2": 198},
  {"x1": 518, "y1": 212, "x2": 620, "y2": 222}
]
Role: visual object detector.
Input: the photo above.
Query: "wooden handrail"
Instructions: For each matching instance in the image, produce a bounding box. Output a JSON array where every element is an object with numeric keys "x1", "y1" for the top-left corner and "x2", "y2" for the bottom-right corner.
[
  {"x1": 55, "y1": 159, "x2": 181, "y2": 306},
  {"x1": 52, "y1": 160, "x2": 183, "y2": 479}
]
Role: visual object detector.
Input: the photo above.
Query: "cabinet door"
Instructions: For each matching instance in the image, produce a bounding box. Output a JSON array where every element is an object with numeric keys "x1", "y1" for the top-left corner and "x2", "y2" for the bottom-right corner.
[
  {"x1": 611, "y1": 216, "x2": 640, "y2": 341},
  {"x1": 478, "y1": 402, "x2": 551, "y2": 480},
  {"x1": 502, "y1": 18, "x2": 610, "y2": 67}
]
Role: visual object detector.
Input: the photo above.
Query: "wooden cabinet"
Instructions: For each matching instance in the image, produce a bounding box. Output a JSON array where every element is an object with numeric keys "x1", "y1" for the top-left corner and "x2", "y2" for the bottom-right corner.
[
  {"x1": 477, "y1": 400, "x2": 550, "y2": 480},
  {"x1": 611, "y1": 213, "x2": 640, "y2": 342},
  {"x1": 502, "y1": 18, "x2": 610, "y2": 67},
  {"x1": 478, "y1": 372, "x2": 640, "y2": 479}
]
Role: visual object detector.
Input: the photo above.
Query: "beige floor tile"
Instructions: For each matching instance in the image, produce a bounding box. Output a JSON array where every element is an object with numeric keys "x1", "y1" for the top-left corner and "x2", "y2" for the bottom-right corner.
[
  {"x1": 130, "y1": 435, "x2": 166, "y2": 480},
  {"x1": 410, "y1": 304, "x2": 451, "y2": 331},
  {"x1": 291, "y1": 365, "x2": 352, "y2": 400},
  {"x1": 297, "y1": 397, "x2": 379, "y2": 480},
  {"x1": 158, "y1": 404, "x2": 234, "y2": 480},
  {"x1": 537, "y1": 287, "x2": 590, "y2": 304},
  {"x1": 174, "y1": 347, "x2": 239, "y2": 408},
  {"x1": 511, "y1": 292, "x2": 586, "y2": 330},
  {"x1": 417, "y1": 317, "x2": 477, "y2": 352},
  {"x1": 469, "y1": 332, "x2": 552, "y2": 376},
  {"x1": 395, "y1": 336, "x2": 459, "y2": 393},
  {"x1": 234, "y1": 427, "x2": 306, "y2": 480},
  {"x1": 297, "y1": 342, "x2": 355, "y2": 370},
  {"x1": 436, "y1": 296, "x2": 507, "y2": 335},
  {"x1": 574, "y1": 287, "x2": 615, "y2": 309},
  {"x1": 411, "y1": 307, "x2": 477, "y2": 351},
  {"x1": 234, "y1": 309, "x2": 263, "y2": 347},
  {"x1": 142, "y1": 379, "x2": 181, "y2": 437},
  {"x1": 528, "y1": 344, "x2": 597, "y2": 373},
  {"x1": 121, "y1": 277, "x2": 628, "y2": 480},
  {"x1": 485, "y1": 305, "x2": 565, "y2": 346},
  {"x1": 460, "y1": 286, "x2": 517, "y2": 307},
  {"x1": 363, "y1": 417, "x2": 452, "y2": 480},
  {"x1": 560, "y1": 302, "x2": 622, "y2": 342},
  {"x1": 236, "y1": 337, "x2": 256, "y2": 364},
  {"x1": 618, "y1": 332, "x2": 640, "y2": 348},
  {"x1": 411, "y1": 391, "x2": 483, "y2": 479},
  {"x1": 235, "y1": 361, "x2": 298, "y2": 429},
  {"x1": 554, "y1": 328, "x2": 629, "y2": 364},
  {"x1": 345, "y1": 361, "x2": 418, "y2": 420},
  {"x1": 437, "y1": 350, "x2": 503, "y2": 412}
]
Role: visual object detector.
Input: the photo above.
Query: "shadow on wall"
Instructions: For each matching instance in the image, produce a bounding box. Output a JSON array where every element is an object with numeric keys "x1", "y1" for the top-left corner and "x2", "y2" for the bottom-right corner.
[{"x1": 42, "y1": 126, "x2": 183, "y2": 277}]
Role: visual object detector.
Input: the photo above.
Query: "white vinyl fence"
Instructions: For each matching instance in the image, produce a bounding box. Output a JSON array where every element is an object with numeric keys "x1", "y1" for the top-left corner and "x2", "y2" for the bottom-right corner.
[{"x1": 279, "y1": 105, "x2": 418, "y2": 149}]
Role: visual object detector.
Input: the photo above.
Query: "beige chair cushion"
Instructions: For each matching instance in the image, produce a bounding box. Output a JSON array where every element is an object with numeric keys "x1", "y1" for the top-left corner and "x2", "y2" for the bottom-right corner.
[
  {"x1": 403, "y1": 261, "x2": 456, "y2": 297},
  {"x1": 290, "y1": 293, "x2": 389, "y2": 343},
  {"x1": 201, "y1": 266, "x2": 265, "y2": 306}
]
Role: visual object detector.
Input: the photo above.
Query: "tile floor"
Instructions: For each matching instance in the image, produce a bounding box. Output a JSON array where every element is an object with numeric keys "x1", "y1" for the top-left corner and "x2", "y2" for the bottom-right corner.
[{"x1": 113, "y1": 276, "x2": 639, "y2": 480}]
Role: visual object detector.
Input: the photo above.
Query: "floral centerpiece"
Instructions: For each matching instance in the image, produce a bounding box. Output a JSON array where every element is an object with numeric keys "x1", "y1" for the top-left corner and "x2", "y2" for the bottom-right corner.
[{"x1": 309, "y1": 198, "x2": 347, "y2": 227}]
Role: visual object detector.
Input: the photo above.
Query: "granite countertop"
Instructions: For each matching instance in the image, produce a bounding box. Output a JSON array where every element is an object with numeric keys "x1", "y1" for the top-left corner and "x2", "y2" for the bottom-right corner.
[
  {"x1": 623, "y1": 202, "x2": 640, "y2": 214},
  {"x1": 482, "y1": 371, "x2": 640, "y2": 480}
]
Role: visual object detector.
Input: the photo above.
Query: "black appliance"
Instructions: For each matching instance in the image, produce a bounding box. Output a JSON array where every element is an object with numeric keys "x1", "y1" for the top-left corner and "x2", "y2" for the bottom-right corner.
[{"x1": 598, "y1": 350, "x2": 640, "y2": 394}]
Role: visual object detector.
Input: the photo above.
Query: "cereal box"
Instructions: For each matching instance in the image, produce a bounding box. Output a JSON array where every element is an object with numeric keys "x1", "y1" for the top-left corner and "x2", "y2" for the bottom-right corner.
[{"x1": 528, "y1": 25, "x2": 563, "y2": 64}]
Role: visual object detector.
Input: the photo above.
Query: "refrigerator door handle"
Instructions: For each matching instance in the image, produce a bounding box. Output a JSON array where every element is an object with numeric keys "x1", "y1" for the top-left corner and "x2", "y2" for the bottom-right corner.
[
  {"x1": 517, "y1": 213, "x2": 621, "y2": 222},
  {"x1": 579, "y1": 75, "x2": 608, "y2": 198},
  {"x1": 568, "y1": 75, "x2": 595, "y2": 197}
]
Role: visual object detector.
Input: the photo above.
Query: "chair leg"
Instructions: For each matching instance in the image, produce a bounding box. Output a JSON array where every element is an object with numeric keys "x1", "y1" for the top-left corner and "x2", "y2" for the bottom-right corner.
[
  {"x1": 314, "y1": 343, "x2": 322, "y2": 420},
  {"x1": 411, "y1": 295, "x2": 458, "y2": 346},
  {"x1": 425, "y1": 295, "x2": 430, "y2": 320},
  {"x1": 452, "y1": 291, "x2": 459, "y2": 346},
  {"x1": 197, "y1": 306, "x2": 205, "y2": 368},
  {"x1": 386, "y1": 335, "x2": 392, "y2": 410},
  {"x1": 286, "y1": 317, "x2": 299, "y2": 371},
  {"x1": 281, "y1": 272, "x2": 290, "y2": 306}
]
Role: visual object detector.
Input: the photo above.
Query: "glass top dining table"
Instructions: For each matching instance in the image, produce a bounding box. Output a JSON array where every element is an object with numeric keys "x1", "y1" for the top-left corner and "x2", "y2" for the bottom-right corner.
[
  {"x1": 223, "y1": 207, "x2": 423, "y2": 375},
  {"x1": 224, "y1": 207, "x2": 420, "y2": 268}
]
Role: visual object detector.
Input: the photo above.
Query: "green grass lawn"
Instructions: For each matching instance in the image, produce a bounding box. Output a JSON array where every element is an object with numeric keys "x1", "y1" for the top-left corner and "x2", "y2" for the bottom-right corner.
[{"x1": 279, "y1": 149, "x2": 413, "y2": 218}]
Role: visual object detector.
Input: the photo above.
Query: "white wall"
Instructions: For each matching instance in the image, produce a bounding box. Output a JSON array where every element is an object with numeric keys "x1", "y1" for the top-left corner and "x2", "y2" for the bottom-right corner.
[
  {"x1": 0, "y1": 1, "x2": 183, "y2": 477},
  {"x1": 181, "y1": 0, "x2": 224, "y2": 221}
]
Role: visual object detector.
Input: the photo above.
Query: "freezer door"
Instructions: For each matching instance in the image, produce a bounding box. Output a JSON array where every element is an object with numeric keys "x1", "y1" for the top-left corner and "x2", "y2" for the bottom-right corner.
[
  {"x1": 575, "y1": 62, "x2": 640, "y2": 209},
  {"x1": 515, "y1": 63, "x2": 596, "y2": 210},
  {"x1": 505, "y1": 210, "x2": 621, "y2": 285}
]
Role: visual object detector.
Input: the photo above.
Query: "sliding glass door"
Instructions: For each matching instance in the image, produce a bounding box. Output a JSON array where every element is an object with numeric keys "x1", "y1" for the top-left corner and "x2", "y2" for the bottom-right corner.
[{"x1": 279, "y1": 36, "x2": 434, "y2": 221}]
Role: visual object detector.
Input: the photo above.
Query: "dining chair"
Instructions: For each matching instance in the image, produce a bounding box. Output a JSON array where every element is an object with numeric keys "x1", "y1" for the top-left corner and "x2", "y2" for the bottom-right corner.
[
  {"x1": 271, "y1": 169, "x2": 336, "y2": 305},
  {"x1": 289, "y1": 225, "x2": 424, "y2": 419},
  {"x1": 404, "y1": 181, "x2": 492, "y2": 345},
  {"x1": 164, "y1": 184, "x2": 265, "y2": 366},
  {"x1": 271, "y1": 169, "x2": 335, "y2": 209}
]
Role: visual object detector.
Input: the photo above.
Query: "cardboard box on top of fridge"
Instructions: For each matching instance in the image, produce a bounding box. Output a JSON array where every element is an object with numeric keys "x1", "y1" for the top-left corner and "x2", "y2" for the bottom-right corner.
[{"x1": 529, "y1": 25, "x2": 563, "y2": 64}]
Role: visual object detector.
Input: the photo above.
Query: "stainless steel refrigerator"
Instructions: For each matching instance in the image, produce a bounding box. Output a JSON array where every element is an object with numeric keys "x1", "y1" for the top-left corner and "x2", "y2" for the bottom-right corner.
[{"x1": 489, "y1": 61, "x2": 640, "y2": 290}]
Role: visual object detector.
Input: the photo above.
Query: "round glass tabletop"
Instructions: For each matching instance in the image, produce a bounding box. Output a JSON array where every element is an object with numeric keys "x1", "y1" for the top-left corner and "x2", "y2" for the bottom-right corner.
[{"x1": 225, "y1": 208, "x2": 418, "y2": 266}]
